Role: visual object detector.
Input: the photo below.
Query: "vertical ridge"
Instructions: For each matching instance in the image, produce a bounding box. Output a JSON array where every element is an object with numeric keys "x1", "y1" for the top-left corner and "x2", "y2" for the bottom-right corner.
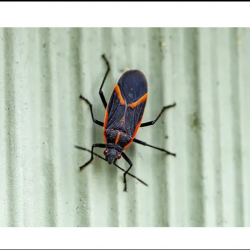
[
  {"x1": 171, "y1": 28, "x2": 189, "y2": 226},
  {"x1": 71, "y1": 28, "x2": 90, "y2": 227},
  {"x1": 163, "y1": 28, "x2": 178, "y2": 227},
  {"x1": 230, "y1": 28, "x2": 243, "y2": 226},
  {"x1": 183, "y1": 28, "x2": 204, "y2": 227},
  {"x1": 148, "y1": 27, "x2": 168, "y2": 227},
  {"x1": 4, "y1": 28, "x2": 18, "y2": 226},
  {"x1": 237, "y1": 28, "x2": 250, "y2": 227},
  {"x1": 216, "y1": 28, "x2": 236, "y2": 226},
  {"x1": 39, "y1": 28, "x2": 57, "y2": 226},
  {"x1": 0, "y1": 28, "x2": 8, "y2": 226},
  {"x1": 210, "y1": 29, "x2": 223, "y2": 226}
]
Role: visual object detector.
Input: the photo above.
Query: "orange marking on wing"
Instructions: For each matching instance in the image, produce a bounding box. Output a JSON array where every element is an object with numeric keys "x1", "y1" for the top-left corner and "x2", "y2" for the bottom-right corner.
[
  {"x1": 128, "y1": 93, "x2": 148, "y2": 109},
  {"x1": 123, "y1": 119, "x2": 143, "y2": 150},
  {"x1": 103, "y1": 110, "x2": 109, "y2": 143},
  {"x1": 115, "y1": 132, "x2": 120, "y2": 145},
  {"x1": 114, "y1": 84, "x2": 125, "y2": 105},
  {"x1": 123, "y1": 139, "x2": 133, "y2": 150},
  {"x1": 132, "y1": 119, "x2": 142, "y2": 139}
]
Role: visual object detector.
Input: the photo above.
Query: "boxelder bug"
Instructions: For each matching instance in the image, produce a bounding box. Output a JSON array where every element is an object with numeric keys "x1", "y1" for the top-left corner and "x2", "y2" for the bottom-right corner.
[{"x1": 75, "y1": 55, "x2": 176, "y2": 192}]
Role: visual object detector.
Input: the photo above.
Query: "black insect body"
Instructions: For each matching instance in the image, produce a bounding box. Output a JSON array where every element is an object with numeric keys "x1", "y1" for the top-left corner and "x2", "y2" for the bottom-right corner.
[{"x1": 75, "y1": 55, "x2": 176, "y2": 191}]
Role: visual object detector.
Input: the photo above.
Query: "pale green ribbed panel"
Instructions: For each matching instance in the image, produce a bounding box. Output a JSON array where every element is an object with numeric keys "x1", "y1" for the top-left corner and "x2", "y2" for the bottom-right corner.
[{"x1": 0, "y1": 28, "x2": 249, "y2": 227}]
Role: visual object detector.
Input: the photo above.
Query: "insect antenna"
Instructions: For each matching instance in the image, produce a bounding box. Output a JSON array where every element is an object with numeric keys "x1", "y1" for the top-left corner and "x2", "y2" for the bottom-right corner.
[{"x1": 75, "y1": 145, "x2": 148, "y2": 187}]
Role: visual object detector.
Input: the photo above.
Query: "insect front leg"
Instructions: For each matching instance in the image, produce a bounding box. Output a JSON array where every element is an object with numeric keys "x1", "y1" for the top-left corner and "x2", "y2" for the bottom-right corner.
[
  {"x1": 133, "y1": 138, "x2": 176, "y2": 157},
  {"x1": 75, "y1": 145, "x2": 148, "y2": 187},
  {"x1": 78, "y1": 143, "x2": 106, "y2": 170},
  {"x1": 121, "y1": 152, "x2": 133, "y2": 192},
  {"x1": 140, "y1": 103, "x2": 176, "y2": 127},
  {"x1": 99, "y1": 54, "x2": 110, "y2": 109},
  {"x1": 79, "y1": 95, "x2": 104, "y2": 126}
]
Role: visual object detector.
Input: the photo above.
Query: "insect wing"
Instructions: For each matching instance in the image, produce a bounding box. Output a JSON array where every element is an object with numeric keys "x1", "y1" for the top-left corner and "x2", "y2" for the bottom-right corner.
[{"x1": 118, "y1": 70, "x2": 148, "y2": 137}]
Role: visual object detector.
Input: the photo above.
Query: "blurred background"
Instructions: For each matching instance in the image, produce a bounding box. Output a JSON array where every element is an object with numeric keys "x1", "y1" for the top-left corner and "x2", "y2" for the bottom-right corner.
[{"x1": 0, "y1": 28, "x2": 249, "y2": 227}]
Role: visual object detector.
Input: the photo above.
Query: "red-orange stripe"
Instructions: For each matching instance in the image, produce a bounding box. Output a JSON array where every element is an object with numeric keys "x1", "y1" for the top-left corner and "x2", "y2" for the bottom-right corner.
[
  {"x1": 123, "y1": 139, "x2": 133, "y2": 150},
  {"x1": 128, "y1": 93, "x2": 148, "y2": 109},
  {"x1": 103, "y1": 110, "x2": 109, "y2": 143},
  {"x1": 123, "y1": 118, "x2": 143, "y2": 150},
  {"x1": 114, "y1": 84, "x2": 125, "y2": 105},
  {"x1": 115, "y1": 132, "x2": 120, "y2": 145},
  {"x1": 132, "y1": 119, "x2": 142, "y2": 139}
]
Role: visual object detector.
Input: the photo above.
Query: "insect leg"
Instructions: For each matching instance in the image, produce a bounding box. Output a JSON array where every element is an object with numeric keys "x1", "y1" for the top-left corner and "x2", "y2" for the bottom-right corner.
[
  {"x1": 99, "y1": 54, "x2": 110, "y2": 109},
  {"x1": 133, "y1": 138, "x2": 176, "y2": 157},
  {"x1": 75, "y1": 145, "x2": 148, "y2": 186},
  {"x1": 121, "y1": 152, "x2": 133, "y2": 192},
  {"x1": 79, "y1": 95, "x2": 104, "y2": 126},
  {"x1": 140, "y1": 103, "x2": 176, "y2": 127},
  {"x1": 77, "y1": 143, "x2": 106, "y2": 170}
]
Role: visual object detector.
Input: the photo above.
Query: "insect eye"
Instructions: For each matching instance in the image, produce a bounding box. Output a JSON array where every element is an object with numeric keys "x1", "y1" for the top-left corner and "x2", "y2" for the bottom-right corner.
[
  {"x1": 104, "y1": 150, "x2": 108, "y2": 155},
  {"x1": 117, "y1": 154, "x2": 121, "y2": 159}
]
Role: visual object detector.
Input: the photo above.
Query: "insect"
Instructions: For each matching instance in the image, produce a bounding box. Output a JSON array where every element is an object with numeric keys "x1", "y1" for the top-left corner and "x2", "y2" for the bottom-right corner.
[{"x1": 75, "y1": 55, "x2": 176, "y2": 192}]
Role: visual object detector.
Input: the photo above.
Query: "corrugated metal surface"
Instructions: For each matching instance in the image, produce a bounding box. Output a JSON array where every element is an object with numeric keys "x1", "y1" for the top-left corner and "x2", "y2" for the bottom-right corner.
[{"x1": 0, "y1": 28, "x2": 249, "y2": 227}]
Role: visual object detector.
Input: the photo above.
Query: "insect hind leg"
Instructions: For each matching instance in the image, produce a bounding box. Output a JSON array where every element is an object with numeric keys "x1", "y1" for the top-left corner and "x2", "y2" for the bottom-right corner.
[
  {"x1": 133, "y1": 138, "x2": 176, "y2": 157},
  {"x1": 99, "y1": 54, "x2": 110, "y2": 109}
]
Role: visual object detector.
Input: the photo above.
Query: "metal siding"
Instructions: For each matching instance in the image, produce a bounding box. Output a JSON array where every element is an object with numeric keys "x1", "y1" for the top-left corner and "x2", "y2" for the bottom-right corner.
[{"x1": 0, "y1": 28, "x2": 249, "y2": 227}]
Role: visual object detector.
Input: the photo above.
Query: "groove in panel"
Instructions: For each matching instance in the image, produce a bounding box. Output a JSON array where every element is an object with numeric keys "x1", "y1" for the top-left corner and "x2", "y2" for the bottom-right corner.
[
  {"x1": 229, "y1": 28, "x2": 243, "y2": 227},
  {"x1": 4, "y1": 28, "x2": 22, "y2": 227},
  {"x1": 70, "y1": 28, "x2": 90, "y2": 227},
  {"x1": 162, "y1": 28, "x2": 178, "y2": 227},
  {"x1": 0, "y1": 28, "x2": 8, "y2": 227},
  {"x1": 148, "y1": 27, "x2": 169, "y2": 227},
  {"x1": 217, "y1": 28, "x2": 237, "y2": 226},
  {"x1": 39, "y1": 28, "x2": 57, "y2": 226},
  {"x1": 171, "y1": 28, "x2": 190, "y2": 227},
  {"x1": 198, "y1": 28, "x2": 219, "y2": 227}
]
